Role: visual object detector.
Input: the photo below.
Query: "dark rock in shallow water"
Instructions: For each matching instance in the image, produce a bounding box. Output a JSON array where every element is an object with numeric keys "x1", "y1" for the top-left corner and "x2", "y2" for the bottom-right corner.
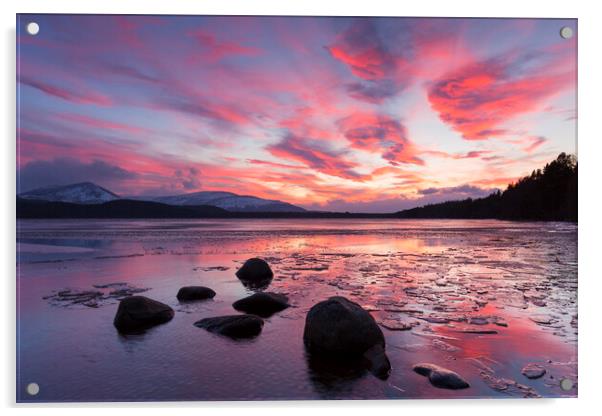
[
  {"x1": 232, "y1": 292, "x2": 290, "y2": 317},
  {"x1": 195, "y1": 314, "x2": 264, "y2": 339},
  {"x1": 521, "y1": 363, "x2": 546, "y2": 379},
  {"x1": 413, "y1": 363, "x2": 470, "y2": 389},
  {"x1": 235, "y1": 258, "x2": 274, "y2": 290},
  {"x1": 113, "y1": 296, "x2": 174, "y2": 333},
  {"x1": 303, "y1": 296, "x2": 391, "y2": 379},
  {"x1": 177, "y1": 286, "x2": 216, "y2": 301}
]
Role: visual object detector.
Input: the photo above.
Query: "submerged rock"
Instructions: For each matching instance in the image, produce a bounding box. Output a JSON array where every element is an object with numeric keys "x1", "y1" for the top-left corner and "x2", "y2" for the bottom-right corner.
[
  {"x1": 456, "y1": 329, "x2": 498, "y2": 334},
  {"x1": 529, "y1": 314, "x2": 555, "y2": 325},
  {"x1": 235, "y1": 258, "x2": 274, "y2": 290},
  {"x1": 232, "y1": 292, "x2": 290, "y2": 317},
  {"x1": 413, "y1": 363, "x2": 470, "y2": 389},
  {"x1": 423, "y1": 316, "x2": 450, "y2": 324},
  {"x1": 194, "y1": 314, "x2": 264, "y2": 339},
  {"x1": 113, "y1": 296, "x2": 174, "y2": 333},
  {"x1": 469, "y1": 317, "x2": 489, "y2": 325},
  {"x1": 521, "y1": 363, "x2": 546, "y2": 379},
  {"x1": 303, "y1": 296, "x2": 391, "y2": 379},
  {"x1": 176, "y1": 286, "x2": 216, "y2": 301}
]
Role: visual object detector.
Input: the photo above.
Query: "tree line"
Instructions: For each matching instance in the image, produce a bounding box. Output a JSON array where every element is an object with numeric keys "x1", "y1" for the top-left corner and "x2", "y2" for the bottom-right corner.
[{"x1": 397, "y1": 153, "x2": 577, "y2": 221}]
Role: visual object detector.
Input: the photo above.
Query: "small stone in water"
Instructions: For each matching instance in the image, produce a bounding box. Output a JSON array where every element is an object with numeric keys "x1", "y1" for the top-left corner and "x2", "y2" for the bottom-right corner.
[
  {"x1": 432, "y1": 338, "x2": 460, "y2": 352},
  {"x1": 413, "y1": 363, "x2": 470, "y2": 389},
  {"x1": 379, "y1": 319, "x2": 417, "y2": 331},
  {"x1": 423, "y1": 316, "x2": 450, "y2": 324},
  {"x1": 530, "y1": 315, "x2": 554, "y2": 325},
  {"x1": 521, "y1": 363, "x2": 546, "y2": 379}
]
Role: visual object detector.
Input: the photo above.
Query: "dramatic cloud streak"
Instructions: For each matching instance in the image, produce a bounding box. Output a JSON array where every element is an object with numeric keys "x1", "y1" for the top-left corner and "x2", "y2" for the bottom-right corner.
[
  {"x1": 19, "y1": 76, "x2": 112, "y2": 106},
  {"x1": 523, "y1": 136, "x2": 548, "y2": 153}
]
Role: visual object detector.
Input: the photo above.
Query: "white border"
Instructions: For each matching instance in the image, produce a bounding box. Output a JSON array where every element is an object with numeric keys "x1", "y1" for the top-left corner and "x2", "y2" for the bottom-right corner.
[{"x1": 2, "y1": 0, "x2": 601, "y2": 414}]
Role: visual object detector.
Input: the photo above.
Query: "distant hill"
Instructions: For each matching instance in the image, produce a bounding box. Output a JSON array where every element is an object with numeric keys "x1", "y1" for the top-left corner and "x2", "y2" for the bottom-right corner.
[
  {"x1": 16, "y1": 197, "x2": 397, "y2": 219},
  {"x1": 19, "y1": 182, "x2": 119, "y2": 204},
  {"x1": 18, "y1": 183, "x2": 306, "y2": 213},
  {"x1": 397, "y1": 153, "x2": 577, "y2": 221},
  {"x1": 146, "y1": 191, "x2": 306, "y2": 212},
  {"x1": 16, "y1": 198, "x2": 229, "y2": 219}
]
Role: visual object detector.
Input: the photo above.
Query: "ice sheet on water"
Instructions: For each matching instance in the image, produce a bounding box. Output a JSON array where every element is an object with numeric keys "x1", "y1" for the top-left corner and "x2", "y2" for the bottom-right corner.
[{"x1": 43, "y1": 282, "x2": 149, "y2": 308}]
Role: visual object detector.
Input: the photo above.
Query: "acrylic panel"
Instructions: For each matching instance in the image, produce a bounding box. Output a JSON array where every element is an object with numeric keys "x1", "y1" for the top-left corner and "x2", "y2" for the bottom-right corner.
[{"x1": 16, "y1": 14, "x2": 577, "y2": 402}]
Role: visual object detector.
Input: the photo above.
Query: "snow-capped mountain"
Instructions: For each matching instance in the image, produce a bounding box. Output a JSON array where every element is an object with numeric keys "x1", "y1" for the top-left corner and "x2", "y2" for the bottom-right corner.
[
  {"x1": 149, "y1": 191, "x2": 306, "y2": 212},
  {"x1": 19, "y1": 182, "x2": 119, "y2": 204},
  {"x1": 150, "y1": 191, "x2": 239, "y2": 206},
  {"x1": 18, "y1": 182, "x2": 306, "y2": 212}
]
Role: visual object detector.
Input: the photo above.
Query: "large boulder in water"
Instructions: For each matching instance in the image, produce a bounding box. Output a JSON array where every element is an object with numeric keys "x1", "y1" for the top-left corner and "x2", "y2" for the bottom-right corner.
[
  {"x1": 194, "y1": 314, "x2": 264, "y2": 339},
  {"x1": 235, "y1": 258, "x2": 273, "y2": 290},
  {"x1": 232, "y1": 292, "x2": 290, "y2": 317},
  {"x1": 303, "y1": 296, "x2": 391, "y2": 379},
  {"x1": 177, "y1": 286, "x2": 216, "y2": 301},
  {"x1": 113, "y1": 296, "x2": 174, "y2": 333}
]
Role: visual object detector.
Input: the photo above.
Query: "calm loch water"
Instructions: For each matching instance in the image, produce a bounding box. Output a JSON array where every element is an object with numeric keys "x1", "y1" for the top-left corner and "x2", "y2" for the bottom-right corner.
[{"x1": 16, "y1": 219, "x2": 577, "y2": 401}]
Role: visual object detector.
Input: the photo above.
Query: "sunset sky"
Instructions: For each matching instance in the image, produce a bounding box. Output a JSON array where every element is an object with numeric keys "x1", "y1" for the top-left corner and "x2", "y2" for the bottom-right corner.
[{"x1": 17, "y1": 15, "x2": 577, "y2": 212}]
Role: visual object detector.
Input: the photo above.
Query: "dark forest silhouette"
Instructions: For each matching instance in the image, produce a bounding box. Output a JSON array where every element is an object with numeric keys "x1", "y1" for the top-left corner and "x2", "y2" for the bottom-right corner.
[
  {"x1": 16, "y1": 199, "x2": 230, "y2": 219},
  {"x1": 397, "y1": 153, "x2": 577, "y2": 221}
]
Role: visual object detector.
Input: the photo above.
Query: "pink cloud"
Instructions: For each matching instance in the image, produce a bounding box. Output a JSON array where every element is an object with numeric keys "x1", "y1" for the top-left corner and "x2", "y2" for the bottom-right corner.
[
  {"x1": 326, "y1": 19, "x2": 473, "y2": 104},
  {"x1": 325, "y1": 20, "x2": 412, "y2": 105},
  {"x1": 187, "y1": 29, "x2": 261, "y2": 62},
  {"x1": 338, "y1": 112, "x2": 423, "y2": 166},
  {"x1": 423, "y1": 149, "x2": 492, "y2": 160},
  {"x1": 428, "y1": 54, "x2": 573, "y2": 140},
  {"x1": 267, "y1": 133, "x2": 364, "y2": 181},
  {"x1": 326, "y1": 20, "x2": 397, "y2": 81},
  {"x1": 246, "y1": 159, "x2": 307, "y2": 170}
]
